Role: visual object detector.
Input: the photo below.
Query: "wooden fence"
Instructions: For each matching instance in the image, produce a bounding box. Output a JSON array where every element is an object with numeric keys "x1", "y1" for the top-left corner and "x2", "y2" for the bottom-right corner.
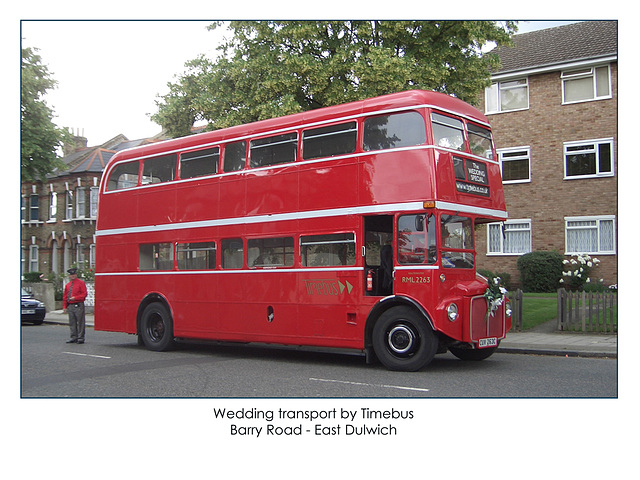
[
  {"x1": 557, "y1": 288, "x2": 617, "y2": 333},
  {"x1": 509, "y1": 289, "x2": 524, "y2": 332}
]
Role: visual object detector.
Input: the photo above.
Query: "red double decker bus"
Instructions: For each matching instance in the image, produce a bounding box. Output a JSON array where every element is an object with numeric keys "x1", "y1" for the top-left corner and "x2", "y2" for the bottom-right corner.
[{"x1": 95, "y1": 90, "x2": 511, "y2": 371}]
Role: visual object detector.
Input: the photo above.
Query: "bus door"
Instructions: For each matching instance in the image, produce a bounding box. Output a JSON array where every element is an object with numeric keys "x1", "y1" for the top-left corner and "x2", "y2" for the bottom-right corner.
[{"x1": 364, "y1": 215, "x2": 394, "y2": 296}]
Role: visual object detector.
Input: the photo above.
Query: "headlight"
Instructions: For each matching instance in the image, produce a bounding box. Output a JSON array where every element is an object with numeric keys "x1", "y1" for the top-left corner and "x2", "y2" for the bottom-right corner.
[
  {"x1": 447, "y1": 303, "x2": 459, "y2": 322},
  {"x1": 505, "y1": 301, "x2": 512, "y2": 317}
]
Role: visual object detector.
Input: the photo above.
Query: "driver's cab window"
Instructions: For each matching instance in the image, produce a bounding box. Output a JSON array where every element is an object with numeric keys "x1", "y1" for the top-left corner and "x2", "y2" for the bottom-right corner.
[
  {"x1": 397, "y1": 214, "x2": 436, "y2": 265},
  {"x1": 440, "y1": 215, "x2": 474, "y2": 268}
]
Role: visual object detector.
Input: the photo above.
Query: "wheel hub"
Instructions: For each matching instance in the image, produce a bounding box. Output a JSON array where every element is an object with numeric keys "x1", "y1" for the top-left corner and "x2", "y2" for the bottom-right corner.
[{"x1": 387, "y1": 324, "x2": 415, "y2": 354}]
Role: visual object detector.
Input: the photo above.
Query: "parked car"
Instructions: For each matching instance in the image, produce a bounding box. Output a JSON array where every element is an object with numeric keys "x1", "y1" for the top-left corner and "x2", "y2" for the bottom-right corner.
[{"x1": 21, "y1": 288, "x2": 46, "y2": 325}]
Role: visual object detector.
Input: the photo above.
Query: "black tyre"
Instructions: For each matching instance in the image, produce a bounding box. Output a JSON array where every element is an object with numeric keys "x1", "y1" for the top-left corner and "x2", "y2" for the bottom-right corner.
[
  {"x1": 449, "y1": 344, "x2": 498, "y2": 361},
  {"x1": 139, "y1": 303, "x2": 175, "y2": 351},
  {"x1": 372, "y1": 306, "x2": 438, "y2": 371}
]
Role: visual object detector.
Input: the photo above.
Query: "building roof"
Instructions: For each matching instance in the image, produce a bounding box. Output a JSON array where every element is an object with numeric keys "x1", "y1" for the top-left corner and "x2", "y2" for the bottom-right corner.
[
  {"x1": 492, "y1": 21, "x2": 617, "y2": 76},
  {"x1": 52, "y1": 134, "x2": 166, "y2": 178}
]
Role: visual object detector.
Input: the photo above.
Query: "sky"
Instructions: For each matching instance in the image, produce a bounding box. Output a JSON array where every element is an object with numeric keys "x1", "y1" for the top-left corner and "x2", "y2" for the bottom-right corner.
[{"x1": 21, "y1": 20, "x2": 581, "y2": 147}]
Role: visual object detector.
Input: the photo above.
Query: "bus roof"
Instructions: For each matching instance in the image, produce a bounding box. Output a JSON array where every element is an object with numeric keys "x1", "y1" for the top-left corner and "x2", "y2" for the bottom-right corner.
[{"x1": 108, "y1": 90, "x2": 488, "y2": 164}]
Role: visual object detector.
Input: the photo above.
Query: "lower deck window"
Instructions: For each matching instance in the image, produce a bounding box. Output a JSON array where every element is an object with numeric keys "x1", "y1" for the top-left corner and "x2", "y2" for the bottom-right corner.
[
  {"x1": 248, "y1": 237, "x2": 294, "y2": 268},
  {"x1": 300, "y1": 233, "x2": 356, "y2": 267},
  {"x1": 222, "y1": 238, "x2": 244, "y2": 269},
  {"x1": 177, "y1": 242, "x2": 217, "y2": 269},
  {"x1": 139, "y1": 243, "x2": 173, "y2": 270}
]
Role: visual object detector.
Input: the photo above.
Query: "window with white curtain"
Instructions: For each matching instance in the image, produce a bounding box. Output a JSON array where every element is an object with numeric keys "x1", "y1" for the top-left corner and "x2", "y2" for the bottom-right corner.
[
  {"x1": 75, "y1": 187, "x2": 86, "y2": 218},
  {"x1": 485, "y1": 78, "x2": 529, "y2": 114},
  {"x1": 90, "y1": 187, "x2": 99, "y2": 219},
  {"x1": 565, "y1": 216, "x2": 616, "y2": 254},
  {"x1": 487, "y1": 220, "x2": 532, "y2": 255},
  {"x1": 49, "y1": 191, "x2": 57, "y2": 221},
  {"x1": 562, "y1": 65, "x2": 611, "y2": 104}
]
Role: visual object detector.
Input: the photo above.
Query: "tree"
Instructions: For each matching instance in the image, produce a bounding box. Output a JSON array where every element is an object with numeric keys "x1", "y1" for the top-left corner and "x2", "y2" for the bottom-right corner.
[
  {"x1": 153, "y1": 21, "x2": 516, "y2": 137},
  {"x1": 21, "y1": 47, "x2": 68, "y2": 181}
]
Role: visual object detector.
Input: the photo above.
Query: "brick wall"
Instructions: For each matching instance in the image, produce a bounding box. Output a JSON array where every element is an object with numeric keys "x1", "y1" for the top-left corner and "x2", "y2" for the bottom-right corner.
[
  {"x1": 21, "y1": 173, "x2": 101, "y2": 277},
  {"x1": 476, "y1": 63, "x2": 618, "y2": 288}
]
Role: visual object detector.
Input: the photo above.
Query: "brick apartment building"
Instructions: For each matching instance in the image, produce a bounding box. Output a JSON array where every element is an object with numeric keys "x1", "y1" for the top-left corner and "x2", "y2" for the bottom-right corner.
[
  {"x1": 21, "y1": 132, "x2": 166, "y2": 279},
  {"x1": 476, "y1": 21, "x2": 618, "y2": 288}
]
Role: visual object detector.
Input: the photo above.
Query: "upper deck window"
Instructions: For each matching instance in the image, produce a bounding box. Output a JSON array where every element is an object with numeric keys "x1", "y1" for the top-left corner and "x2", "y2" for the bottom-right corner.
[
  {"x1": 142, "y1": 154, "x2": 177, "y2": 185},
  {"x1": 431, "y1": 113, "x2": 464, "y2": 152},
  {"x1": 107, "y1": 161, "x2": 139, "y2": 191},
  {"x1": 363, "y1": 111, "x2": 426, "y2": 151},
  {"x1": 467, "y1": 123, "x2": 494, "y2": 159},
  {"x1": 302, "y1": 122, "x2": 357, "y2": 160},
  {"x1": 224, "y1": 141, "x2": 247, "y2": 172},
  {"x1": 250, "y1": 133, "x2": 297, "y2": 168},
  {"x1": 180, "y1": 147, "x2": 219, "y2": 179}
]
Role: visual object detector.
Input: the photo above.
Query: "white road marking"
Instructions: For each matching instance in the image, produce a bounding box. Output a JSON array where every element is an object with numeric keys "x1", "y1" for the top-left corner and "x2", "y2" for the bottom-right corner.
[
  {"x1": 309, "y1": 377, "x2": 429, "y2": 392},
  {"x1": 63, "y1": 351, "x2": 111, "y2": 359}
]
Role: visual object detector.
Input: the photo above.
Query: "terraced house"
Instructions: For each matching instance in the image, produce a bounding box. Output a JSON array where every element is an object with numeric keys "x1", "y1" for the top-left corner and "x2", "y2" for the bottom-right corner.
[
  {"x1": 21, "y1": 132, "x2": 166, "y2": 280},
  {"x1": 476, "y1": 21, "x2": 617, "y2": 288}
]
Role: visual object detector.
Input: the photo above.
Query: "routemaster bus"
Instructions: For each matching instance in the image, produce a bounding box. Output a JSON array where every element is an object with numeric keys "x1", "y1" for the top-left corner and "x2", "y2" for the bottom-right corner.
[{"x1": 95, "y1": 89, "x2": 511, "y2": 371}]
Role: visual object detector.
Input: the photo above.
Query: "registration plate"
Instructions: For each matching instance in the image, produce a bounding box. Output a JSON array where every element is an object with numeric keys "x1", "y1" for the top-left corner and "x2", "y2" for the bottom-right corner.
[
  {"x1": 22, "y1": 309, "x2": 36, "y2": 315},
  {"x1": 478, "y1": 337, "x2": 498, "y2": 348}
]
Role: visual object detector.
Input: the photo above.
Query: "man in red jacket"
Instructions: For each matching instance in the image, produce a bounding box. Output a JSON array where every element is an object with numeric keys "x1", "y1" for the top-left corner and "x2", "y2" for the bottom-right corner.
[{"x1": 63, "y1": 268, "x2": 88, "y2": 344}]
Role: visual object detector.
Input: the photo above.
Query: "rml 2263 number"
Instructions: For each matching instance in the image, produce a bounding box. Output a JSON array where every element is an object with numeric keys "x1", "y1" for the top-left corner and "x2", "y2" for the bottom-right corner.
[{"x1": 401, "y1": 276, "x2": 430, "y2": 284}]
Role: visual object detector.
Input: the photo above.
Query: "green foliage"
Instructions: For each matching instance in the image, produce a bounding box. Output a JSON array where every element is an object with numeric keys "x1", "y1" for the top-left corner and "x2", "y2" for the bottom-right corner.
[
  {"x1": 478, "y1": 269, "x2": 512, "y2": 291},
  {"x1": 152, "y1": 21, "x2": 516, "y2": 137},
  {"x1": 21, "y1": 47, "x2": 68, "y2": 181},
  {"x1": 516, "y1": 251, "x2": 564, "y2": 293},
  {"x1": 23, "y1": 271, "x2": 43, "y2": 283}
]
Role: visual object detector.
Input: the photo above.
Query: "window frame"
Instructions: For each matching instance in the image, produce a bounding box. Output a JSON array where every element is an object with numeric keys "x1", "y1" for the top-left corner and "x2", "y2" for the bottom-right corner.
[
  {"x1": 179, "y1": 147, "x2": 220, "y2": 180},
  {"x1": 29, "y1": 245, "x2": 39, "y2": 272},
  {"x1": 29, "y1": 194, "x2": 39, "y2": 222},
  {"x1": 485, "y1": 78, "x2": 529, "y2": 114},
  {"x1": 561, "y1": 65, "x2": 612, "y2": 105},
  {"x1": 49, "y1": 191, "x2": 57, "y2": 221},
  {"x1": 177, "y1": 241, "x2": 217, "y2": 270},
  {"x1": 363, "y1": 110, "x2": 427, "y2": 152},
  {"x1": 139, "y1": 243, "x2": 174, "y2": 271},
  {"x1": 300, "y1": 232, "x2": 357, "y2": 267},
  {"x1": 487, "y1": 219, "x2": 532, "y2": 256},
  {"x1": 563, "y1": 138, "x2": 614, "y2": 180},
  {"x1": 250, "y1": 132, "x2": 298, "y2": 169},
  {"x1": 302, "y1": 121, "x2": 357, "y2": 160},
  {"x1": 498, "y1": 146, "x2": 531, "y2": 184},
  {"x1": 565, "y1": 215, "x2": 616, "y2": 255},
  {"x1": 75, "y1": 187, "x2": 86, "y2": 219},
  {"x1": 247, "y1": 236, "x2": 295, "y2": 268}
]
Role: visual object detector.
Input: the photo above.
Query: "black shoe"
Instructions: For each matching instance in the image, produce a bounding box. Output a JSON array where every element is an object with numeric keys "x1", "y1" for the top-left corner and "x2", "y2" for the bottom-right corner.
[
  {"x1": 66, "y1": 339, "x2": 77, "y2": 343},
  {"x1": 77, "y1": 340, "x2": 84, "y2": 344}
]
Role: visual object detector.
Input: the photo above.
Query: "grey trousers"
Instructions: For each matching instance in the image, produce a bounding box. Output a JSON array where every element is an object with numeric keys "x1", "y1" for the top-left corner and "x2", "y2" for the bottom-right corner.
[{"x1": 68, "y1": 303, "x2": 86, "y2": 341}]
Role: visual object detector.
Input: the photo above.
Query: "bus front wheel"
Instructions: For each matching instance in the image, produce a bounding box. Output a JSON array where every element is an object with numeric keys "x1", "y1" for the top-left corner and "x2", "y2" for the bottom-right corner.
[
  {"x1": 140, "y1": 303, "x2": 175, "y2": 352},
  {"x1": 372, "y1": 306, "x2": 438, "y2": 371}
]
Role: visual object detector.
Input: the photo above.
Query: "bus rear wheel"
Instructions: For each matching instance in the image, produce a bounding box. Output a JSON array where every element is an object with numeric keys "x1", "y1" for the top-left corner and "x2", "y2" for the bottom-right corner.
[
  {"x1": 140, "y1": 303, "x2": 175, "y2": 352},
  {"x1": 372, "y1": 306, "x2": 438, "y2": 371}
]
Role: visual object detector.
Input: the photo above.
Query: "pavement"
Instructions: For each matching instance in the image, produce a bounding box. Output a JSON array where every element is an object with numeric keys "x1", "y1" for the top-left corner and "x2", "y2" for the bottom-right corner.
[{"x1": 44, "y1": 311, "x2": 617, "y2": 358}]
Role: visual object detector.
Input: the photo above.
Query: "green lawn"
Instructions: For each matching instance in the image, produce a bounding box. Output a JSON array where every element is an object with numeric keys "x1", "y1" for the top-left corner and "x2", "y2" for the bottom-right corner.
[
  {"x1": 519, "y1": 294, "x2": 558, "y2": 330},
  {"x1": 512, "y1": 292, "x2": 617, "y2": 332}
]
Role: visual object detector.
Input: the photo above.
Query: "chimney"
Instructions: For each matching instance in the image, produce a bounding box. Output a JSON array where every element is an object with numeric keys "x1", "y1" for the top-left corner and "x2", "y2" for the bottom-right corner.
[{"x1": 63, "y1": 128, "x2": 88, "y2": 156}]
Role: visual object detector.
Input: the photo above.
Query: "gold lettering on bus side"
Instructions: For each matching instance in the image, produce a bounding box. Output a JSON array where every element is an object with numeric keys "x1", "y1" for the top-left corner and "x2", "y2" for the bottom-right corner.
[
  {"x1": 401, "y1": 276, "x2": 431, "y2": 285},
  {"x1": 303, "y1": 279, "x2": 354, "y2": 296}
]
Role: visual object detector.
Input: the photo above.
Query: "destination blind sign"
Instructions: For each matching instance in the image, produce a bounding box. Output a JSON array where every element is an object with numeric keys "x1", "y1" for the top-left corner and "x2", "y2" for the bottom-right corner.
[{"x1": 454, "y1": 157, "x2": 490, "y2": 197}]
